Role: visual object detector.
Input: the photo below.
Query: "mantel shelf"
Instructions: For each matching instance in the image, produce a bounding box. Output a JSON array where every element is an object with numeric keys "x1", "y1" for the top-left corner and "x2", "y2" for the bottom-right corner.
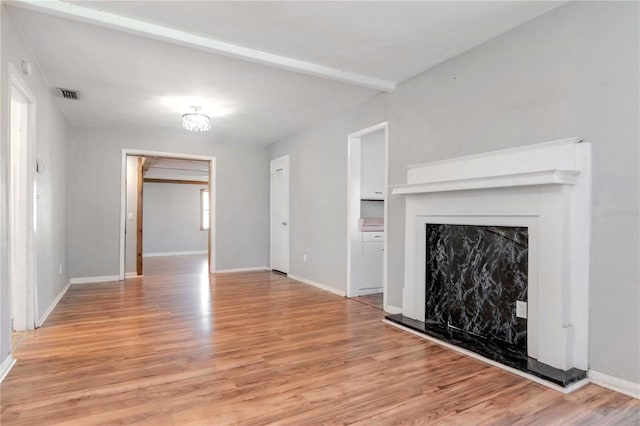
[{"x1": 391, "y1": 169, "x2": 579, "y2": 196}]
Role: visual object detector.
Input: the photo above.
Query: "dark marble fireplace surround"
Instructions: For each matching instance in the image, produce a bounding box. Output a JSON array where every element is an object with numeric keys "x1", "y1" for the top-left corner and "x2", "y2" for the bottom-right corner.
[{"x1": 386, "y1": 223, "x2": 586, "y2": 387}]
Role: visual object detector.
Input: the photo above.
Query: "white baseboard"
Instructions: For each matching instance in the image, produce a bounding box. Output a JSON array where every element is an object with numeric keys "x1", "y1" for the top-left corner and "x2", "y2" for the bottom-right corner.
[
  {"x1": 125, "y1": 272, "x2": 142, "y2": 278},
  {"x1": 384, "y1": 305, "x2": 403, "y2": 315},
  {"x1": 383, "y1": 319, "x2": 590, "y2": 395},
  {"x1": 215, "y1": 266, "x2": 269, "y2": 273},
  {"x1": 0, "y1": 355, "x2": 16, "y2": 383},
  {"x1": 37, "y1": 281, "x2": 71, "y2": 327},
  {"x1": 358, "y1": 287, "x2": 383, "y2": 296},
  {"x1": 69, "y1": 275, "x2": 120, "y2": 284},
  {"x1": 288, "y1": 274, "x2": 346, "y2": 297},
  {"x1": 589, "y1": 370, "x2": 640, "y2": 399},
  {"x1": 143, "y1": 250, "x2": 207, "y2": 258}
]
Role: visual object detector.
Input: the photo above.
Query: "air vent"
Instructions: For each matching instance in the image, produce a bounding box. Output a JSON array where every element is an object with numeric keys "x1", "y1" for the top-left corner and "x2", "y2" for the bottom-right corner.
[{"x1": 56, "y1": 88, "x2": 79, "y2": 100}]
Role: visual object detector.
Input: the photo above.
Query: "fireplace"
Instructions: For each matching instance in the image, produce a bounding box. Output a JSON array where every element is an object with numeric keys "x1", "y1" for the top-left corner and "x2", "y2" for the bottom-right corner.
[
  {"x1": 425, "y1": 224, "x2": 528, "y2": 357},
  {"x1": 387, "y1": 138, "x2": 592, "y2": 391}
]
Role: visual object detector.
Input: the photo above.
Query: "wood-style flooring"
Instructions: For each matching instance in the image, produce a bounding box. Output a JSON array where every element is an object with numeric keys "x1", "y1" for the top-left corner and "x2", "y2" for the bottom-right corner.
[
  {"x1": 1, "y1": 255, "x2": 638, "y2": 425},
  {"x1": 352, "y1": 293, "x2": 383, "y2": 310}
]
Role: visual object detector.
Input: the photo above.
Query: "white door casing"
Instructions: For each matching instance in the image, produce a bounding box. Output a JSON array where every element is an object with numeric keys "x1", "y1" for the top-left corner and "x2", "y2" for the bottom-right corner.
[
  {"x1": 118, "y1": 150, "x2": 217, "y2": 278},
  {"x1": 270, "y1": 156, "x2": 290, "y2": 274},
  {"x1": 8, "y1": 64, "x2": 38, "y2": 331},
  {"x1": 347, "y1": 122, "x2": 389, "y2": 305}
]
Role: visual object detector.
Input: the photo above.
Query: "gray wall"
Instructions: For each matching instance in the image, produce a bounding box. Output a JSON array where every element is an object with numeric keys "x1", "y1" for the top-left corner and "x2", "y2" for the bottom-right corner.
[
  {"x1": 67, "y1": 126, "x2": 269, "y2": 278},
  {"x1": 269, "y1": 1, "x2": 639, "y2": 384},
  {"x1": 1, "y1": 5, "x2": 69, "y2": 364},
  {"x1": 143, "y1": 182, "x2": 208, "y2": 255},
  {"x1": 269, "y1": 94, "x2": 386, "y2": 291}
]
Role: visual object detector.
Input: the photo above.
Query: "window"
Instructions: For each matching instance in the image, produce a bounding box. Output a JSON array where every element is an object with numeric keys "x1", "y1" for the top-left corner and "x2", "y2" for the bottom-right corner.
[{"x1": 200, "y1": 189, "x2": 210, "y2": 231}]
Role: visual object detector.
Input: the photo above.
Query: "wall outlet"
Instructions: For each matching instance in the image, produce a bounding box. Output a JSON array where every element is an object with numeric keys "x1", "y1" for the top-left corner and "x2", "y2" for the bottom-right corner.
[
  {"x1": 516, "y1": 301, "x2": 528, "y2": 319},
  {"x1": 58, "y1": 264, "x2": 62, "y2": 275},
  {"x1": 128, "y1": 212, "x2": 134, "y2": 220},
  {"x1": 303, "y1": 254, "x2": 308, "y2": 262}
]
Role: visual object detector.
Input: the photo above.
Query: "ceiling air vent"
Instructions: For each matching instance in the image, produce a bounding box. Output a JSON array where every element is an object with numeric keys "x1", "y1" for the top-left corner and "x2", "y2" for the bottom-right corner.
[{"x1": 56, "y1": 88, "x2": 79, "y2": 100}]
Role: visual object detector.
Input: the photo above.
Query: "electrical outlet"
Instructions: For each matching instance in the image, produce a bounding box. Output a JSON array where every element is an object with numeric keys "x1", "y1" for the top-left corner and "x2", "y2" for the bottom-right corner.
[
  {"x1": 516, "y1": 301, "x2": 528, "y2": 319},
  {"x1": 303, "y1": 254, "x2": 308, "y2": 262},
  {"x1": 128, "y1": 212, "x2": 134, "y2": 220}
]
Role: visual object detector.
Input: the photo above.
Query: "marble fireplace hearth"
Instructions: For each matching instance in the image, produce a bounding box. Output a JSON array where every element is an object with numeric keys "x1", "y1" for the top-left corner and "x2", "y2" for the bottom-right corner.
[
  {"x1": 384, "y1": 314, "x2": 586, "y2": 387},
  {"x1": 389, "y1": 138, "x2": 592, "y2": 391}
]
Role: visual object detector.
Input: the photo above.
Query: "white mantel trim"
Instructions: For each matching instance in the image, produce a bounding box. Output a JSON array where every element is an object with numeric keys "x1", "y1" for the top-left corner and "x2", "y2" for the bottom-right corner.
[
  {"x1": 404, "y1": 137, "x2": 581, "y2": 170},
  {"x1": 392, "y1": 169, "x2": 578, "y2": 195}
]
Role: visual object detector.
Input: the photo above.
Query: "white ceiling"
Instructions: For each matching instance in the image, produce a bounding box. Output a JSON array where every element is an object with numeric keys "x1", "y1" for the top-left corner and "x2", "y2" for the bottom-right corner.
[
  {"x1": 8, "y1": 1, "x2": 565, "y2": 145},
  {"x1": 66, "y1": 1, "x2": 564, "y2": 83}
]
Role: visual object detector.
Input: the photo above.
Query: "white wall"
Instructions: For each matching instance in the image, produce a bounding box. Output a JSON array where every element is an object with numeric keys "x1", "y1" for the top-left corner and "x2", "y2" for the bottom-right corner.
[
  {"x1": 269, "y1": 1, "x2": 639, "y2": 385},
  {"x1": 124, "y1": 156, "x2": 138, "y2": 274},
  {"x1": 143, "y1": 182, "x2": 208, "y2": 255},
  {"x1": 1, "y1": 5, "x2": 69, "y2": 364},
  {"x1": 67, "y1": 126, "x2": 269, "y2": 279}
]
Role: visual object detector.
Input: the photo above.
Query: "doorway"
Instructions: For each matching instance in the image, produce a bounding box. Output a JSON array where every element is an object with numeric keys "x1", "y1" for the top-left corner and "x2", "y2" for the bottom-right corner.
[
  {"x1": 8, "y1": 66, "x2": 37, "y2": 331},
  {"x1": 119, "y1": 150, "x2": 216, "y2": 279},
  {"x1": 270, "y1": 155, "x2": 289, "y2": 274},
  {"x1": 347, "y1": 122, "x2": 389, "y2": 310}
]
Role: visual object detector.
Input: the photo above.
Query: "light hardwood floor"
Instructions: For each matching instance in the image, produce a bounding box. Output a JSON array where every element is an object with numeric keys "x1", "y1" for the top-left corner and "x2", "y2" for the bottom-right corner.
[
  {"x1": 352, "y1": 293, "x2": 383, "y2": 310},
  {"x1": 1, "y1": 255, "x2": 638, "y2": 425}
]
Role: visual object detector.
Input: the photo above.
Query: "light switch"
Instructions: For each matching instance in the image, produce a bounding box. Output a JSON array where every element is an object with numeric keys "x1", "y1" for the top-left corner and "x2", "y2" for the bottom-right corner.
[
  {"x1": 516, "y1": 301, "x2": 528, "y2": 319},
  {"x1": 128, "y1": 212, "x2": 134, "y2": 220}
]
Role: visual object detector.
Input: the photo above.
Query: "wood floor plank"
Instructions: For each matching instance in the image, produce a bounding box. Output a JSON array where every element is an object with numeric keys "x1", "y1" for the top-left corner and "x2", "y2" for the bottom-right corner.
[{"x1": 1, "y1": 255, "x2": 638, "y2": 425}]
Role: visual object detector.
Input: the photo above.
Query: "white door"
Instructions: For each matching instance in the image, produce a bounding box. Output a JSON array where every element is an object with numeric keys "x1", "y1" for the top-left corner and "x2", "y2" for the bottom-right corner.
[
  {"x1": 9, "y1": 85, "x2": 34, "y2": 331},
  {"x1": 270, "y1": 156, "x2": 289, "y2": 273}
]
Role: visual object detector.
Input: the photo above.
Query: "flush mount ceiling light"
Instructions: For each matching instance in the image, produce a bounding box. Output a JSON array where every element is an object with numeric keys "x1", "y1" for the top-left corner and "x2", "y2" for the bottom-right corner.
[{"x1": 182, "y1": 106, "x2": 211, "y2": 132}]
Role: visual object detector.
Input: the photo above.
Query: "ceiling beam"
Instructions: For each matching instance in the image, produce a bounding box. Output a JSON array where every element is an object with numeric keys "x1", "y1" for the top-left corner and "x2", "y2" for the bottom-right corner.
[{"x1": 10, "y1": 0, "x2": 396, "y2": 92}]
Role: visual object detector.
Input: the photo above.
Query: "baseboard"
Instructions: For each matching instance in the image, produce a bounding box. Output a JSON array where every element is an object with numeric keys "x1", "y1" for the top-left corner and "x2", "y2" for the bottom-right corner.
[
  {"x1": 215, "y1": 266, "x2": 269, "y2": 273},
  {"x1": 0, "y1": 355, "x2": 16, "y2": 383},
  {"x1": 37, "y1": 281, "x2": 71, "y2": 327},
  {"x1": 358, "y1": 287, "x2": 383, "y2": 296},
  {"x1": 384, "y1": 305, "x2": 403, "y2": 315},
  {"x1": 288, "y1": 274, "x2": 347, "y2": 297},
  {"x1": 589, "y1": 370, "x2": 640, "y2": 399},
  {"x1": 125, "y1": 272, "x2": 143, "y2": 278},
  {"x1": 143, "y1": 250, "x2": 207, "y2": 258},
  {"x1": 69, "y1": 275, "x2": 120, "y2": 284},
  {"x1": 383, "y1": 319, "x2": 590, "y2": 395}
]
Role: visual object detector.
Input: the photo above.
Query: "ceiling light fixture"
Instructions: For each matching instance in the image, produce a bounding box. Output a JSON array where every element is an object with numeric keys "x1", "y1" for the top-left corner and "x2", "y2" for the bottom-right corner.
[{"x1": 182, "y1": 106, "x2": 211, "y2": 132}]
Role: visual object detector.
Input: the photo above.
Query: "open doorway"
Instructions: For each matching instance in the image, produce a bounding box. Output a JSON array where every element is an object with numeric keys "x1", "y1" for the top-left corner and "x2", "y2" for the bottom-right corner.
[
  {"x1": 119, "y1": 150, "x2": 216, "y2": 279},
  {"x1": 8, "y1": 65, "x2": 37, "y2": 332},
  {"x1": 347, "y1": 122, "x2": 389, "y2": 311}
]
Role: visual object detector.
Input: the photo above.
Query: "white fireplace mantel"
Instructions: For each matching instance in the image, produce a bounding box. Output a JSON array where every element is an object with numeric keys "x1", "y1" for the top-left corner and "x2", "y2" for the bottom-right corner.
[
  {"x1": 391, "y1": 169, "x2": 579, "y2": 195},
  {"x1": 392, "y1": 137, "x2": 583, "y2": 195},
  {"x1": 394, "y1": 137, "x2": 592, "y2": 373}
]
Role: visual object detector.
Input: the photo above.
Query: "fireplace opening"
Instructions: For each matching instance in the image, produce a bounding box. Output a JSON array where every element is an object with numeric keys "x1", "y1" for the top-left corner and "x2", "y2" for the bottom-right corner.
[{"x1": 425, "y1": 224, "x2": 528, "y2": 357}]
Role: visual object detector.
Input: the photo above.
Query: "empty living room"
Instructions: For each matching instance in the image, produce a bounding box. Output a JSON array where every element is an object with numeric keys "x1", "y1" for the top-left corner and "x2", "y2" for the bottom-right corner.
[{"x1": 1, "y1": 1, "x2": 639, "y2": 424}]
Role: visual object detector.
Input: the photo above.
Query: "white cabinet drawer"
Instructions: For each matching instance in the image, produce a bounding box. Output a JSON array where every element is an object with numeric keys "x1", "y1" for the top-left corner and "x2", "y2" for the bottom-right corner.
[{"x1": 362, "y1": 232, "x2": 384, "y2": 242}]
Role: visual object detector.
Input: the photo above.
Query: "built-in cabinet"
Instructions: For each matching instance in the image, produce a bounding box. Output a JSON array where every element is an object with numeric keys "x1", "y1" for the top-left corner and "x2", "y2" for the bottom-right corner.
[
  {"x1": 360, "y1": 232, "x2": 384, "y2": 294},
  {"x1": 356, "y1": 129, "x2": 385, "y2": 296},
  {"x1": 361, "y1": 131, "x2": 385, "y2": 200}
]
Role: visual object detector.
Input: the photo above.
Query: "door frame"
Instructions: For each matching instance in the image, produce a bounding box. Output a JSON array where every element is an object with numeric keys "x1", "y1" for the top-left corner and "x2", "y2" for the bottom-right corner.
[
  {"x1": 119, "y1": 149, "x2": 217, "y2": 279},
  {"x1": 269, "y1": 155, "x2": 290, "y2": 274},
  {"x1": 7, "y1": 63, "x2": 38, "y2": 330},
  {"x1": 346, "y1": 122, "x2": 389, "y2": 307}
]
